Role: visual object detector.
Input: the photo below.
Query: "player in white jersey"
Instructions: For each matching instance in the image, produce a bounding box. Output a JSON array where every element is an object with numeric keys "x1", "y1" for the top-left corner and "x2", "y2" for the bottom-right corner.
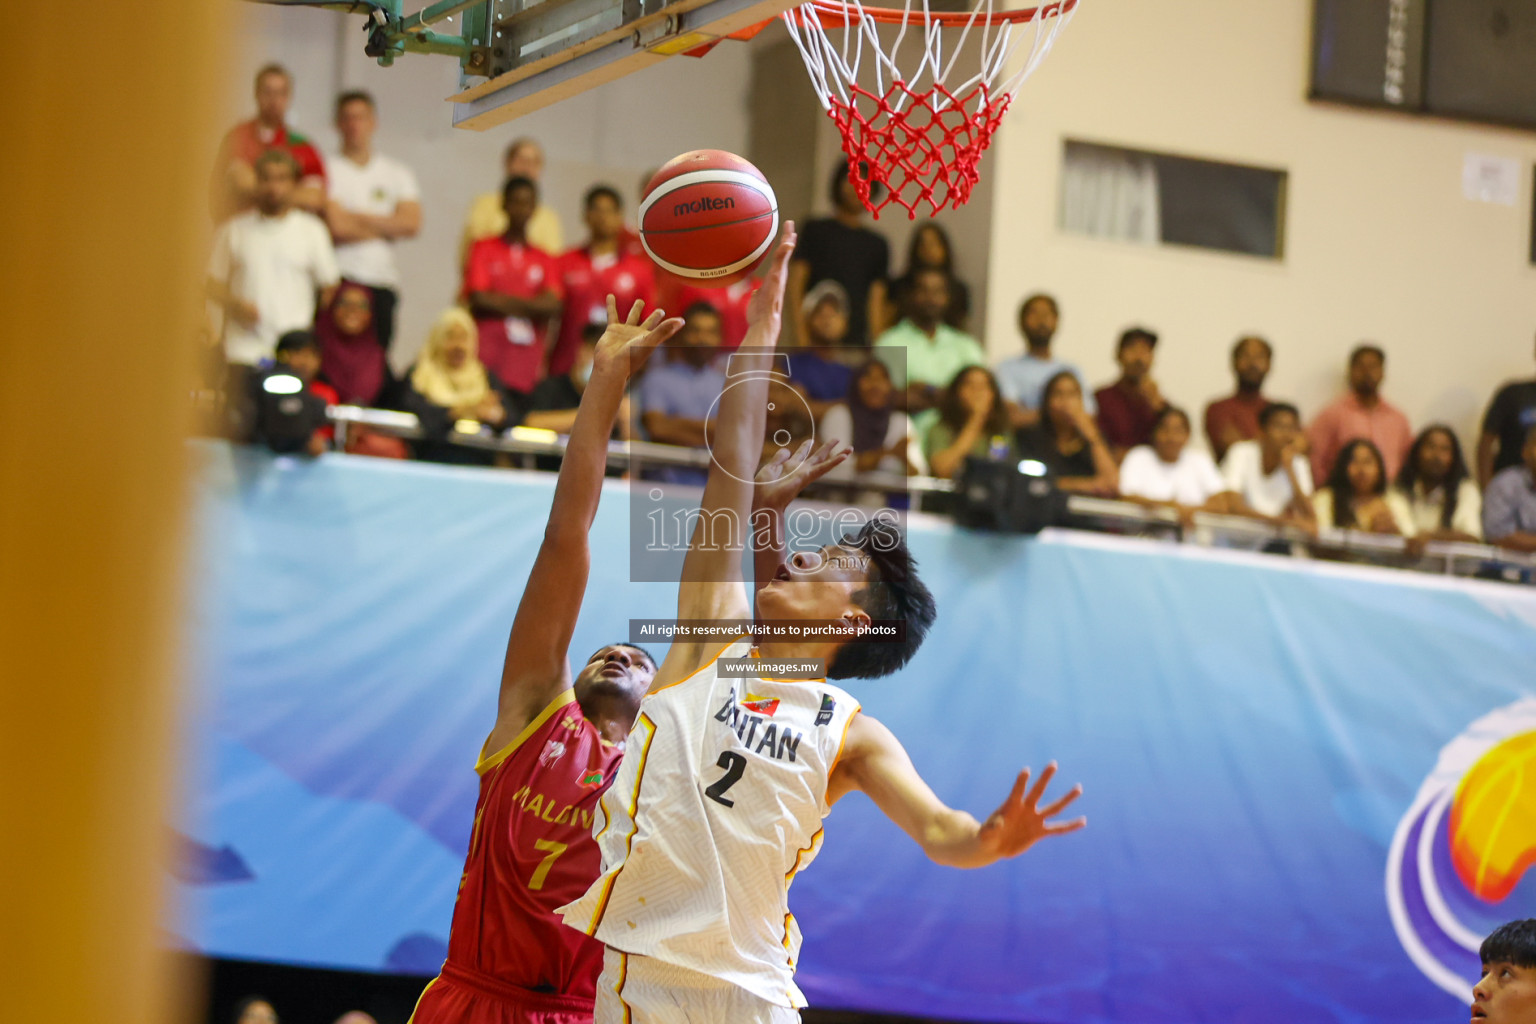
[{"x1": 559, "y1": 223, "x2": 1086, "y2": 1023}]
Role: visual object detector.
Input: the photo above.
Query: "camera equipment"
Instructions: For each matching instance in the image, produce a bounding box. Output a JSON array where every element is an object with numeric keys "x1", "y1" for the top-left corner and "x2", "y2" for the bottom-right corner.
[
  {"x1": 952, "y1": 456, "x2": 1067, "y2": 534},
  {"x1": 248, "y1": 368, "x2": 328, "y2": 454}
]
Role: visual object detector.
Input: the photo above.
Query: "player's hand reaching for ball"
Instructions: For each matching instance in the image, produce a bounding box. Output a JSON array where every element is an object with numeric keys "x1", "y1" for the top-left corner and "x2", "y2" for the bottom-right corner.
[
  {"x1": 754, "y1": 437, "x2": 852, "y2": 511},
  {"x1": 975, "y1": 762, "x2": 1085, "y2": 860},
  {"x1": 744, "y1": 221, "x2": 797, "y2": 333},
  {"x1": 593, "y1": 296, "x2": 684, "y2": 382}
]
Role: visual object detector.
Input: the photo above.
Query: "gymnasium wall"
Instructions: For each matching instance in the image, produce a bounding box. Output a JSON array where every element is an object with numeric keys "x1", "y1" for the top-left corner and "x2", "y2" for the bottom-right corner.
[{"x1": 987, "y1": 0, "x2": 1536, "y2": 446}]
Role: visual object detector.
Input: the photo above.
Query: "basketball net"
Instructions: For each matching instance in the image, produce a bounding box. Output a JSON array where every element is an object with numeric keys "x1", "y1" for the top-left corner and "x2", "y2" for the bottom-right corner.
[{"x1": 780, "y1": 0, "x2": 1078, "y2": 219}]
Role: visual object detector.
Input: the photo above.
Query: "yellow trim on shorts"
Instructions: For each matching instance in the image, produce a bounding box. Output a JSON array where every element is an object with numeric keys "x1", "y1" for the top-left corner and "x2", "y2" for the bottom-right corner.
[
  {"x1": 586, "y1": 713, "x2": 657, "y2": 935},
  {"x1": 405, "y1": 975, "x2": 439, "y2": 1024},
  {"x1": 615, "y1": 950, "x2": 632, "y2": 1024},
  {"x1": 475, "y1": 689, "x2": 576, "y2": 775},
  {"x1": 648, "y1": 637, "x2": 747, "y2": 693}
]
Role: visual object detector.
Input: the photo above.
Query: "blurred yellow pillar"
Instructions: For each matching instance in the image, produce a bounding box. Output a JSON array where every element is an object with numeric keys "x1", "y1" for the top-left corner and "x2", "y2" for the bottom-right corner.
[{"x1": 0, "y1": 4, "x2": 227, "y2": 1022}]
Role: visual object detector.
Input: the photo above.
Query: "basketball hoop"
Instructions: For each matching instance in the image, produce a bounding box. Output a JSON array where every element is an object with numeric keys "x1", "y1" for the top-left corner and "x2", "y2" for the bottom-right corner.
[{"x1": 780, "y1": 0, "x2": 1078, "y2": 219}]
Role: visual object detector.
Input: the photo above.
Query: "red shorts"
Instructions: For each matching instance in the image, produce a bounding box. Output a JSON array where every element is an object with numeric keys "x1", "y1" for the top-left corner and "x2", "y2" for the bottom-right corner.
[{"x1": 409, "y1": 962, "x2": 595, "y2": 1024}]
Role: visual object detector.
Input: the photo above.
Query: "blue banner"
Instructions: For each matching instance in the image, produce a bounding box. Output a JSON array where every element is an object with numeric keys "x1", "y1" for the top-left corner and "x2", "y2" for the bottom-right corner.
[{"x1": 174, "y1": 444, "x2": 1536, "y2": 1022}]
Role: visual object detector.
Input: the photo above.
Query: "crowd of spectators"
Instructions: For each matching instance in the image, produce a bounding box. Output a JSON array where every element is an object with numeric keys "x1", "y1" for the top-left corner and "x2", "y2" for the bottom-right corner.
[{"x1": 203, "y1": 63, "x2": 1536, "y2": 560}]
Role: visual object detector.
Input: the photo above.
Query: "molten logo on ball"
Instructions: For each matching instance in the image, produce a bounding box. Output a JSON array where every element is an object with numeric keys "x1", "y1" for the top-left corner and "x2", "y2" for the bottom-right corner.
[
  {"x1": 1386, "y1": 698, "x2": 1536, "y2": 1000},
  {"x1": 673, "y1": 196, "x2": 737, "y2": 218}
]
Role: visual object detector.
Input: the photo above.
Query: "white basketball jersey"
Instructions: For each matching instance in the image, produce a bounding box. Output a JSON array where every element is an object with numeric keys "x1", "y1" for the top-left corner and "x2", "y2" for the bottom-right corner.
[{"x1": 559, "y1": 639, "x2": 860, "y2": 1008}]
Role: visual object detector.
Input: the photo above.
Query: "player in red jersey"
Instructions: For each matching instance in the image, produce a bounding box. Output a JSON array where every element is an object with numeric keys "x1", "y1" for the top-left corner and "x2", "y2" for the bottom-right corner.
[
  {"x1": 409, "y1": 297, "x2": 683, "y2": 1024},
  {"x1": 552, "y1": 187, "x2": 656, "y2": 379}
]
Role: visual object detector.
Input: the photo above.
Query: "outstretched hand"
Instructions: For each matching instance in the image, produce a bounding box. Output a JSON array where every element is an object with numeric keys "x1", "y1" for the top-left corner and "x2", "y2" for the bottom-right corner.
[
  {"x1": 975, "y1": 762, "x2": 1085, "y2": 860},
  {"x1": 754, "y1": 437, "x2": 851, "y2": 510},
  {"x1": 592, "y1": 296, "x2": 684, "y2": 382},
  {"x1": 744, "y1": 221, "x2": 798, "y2": 332}
]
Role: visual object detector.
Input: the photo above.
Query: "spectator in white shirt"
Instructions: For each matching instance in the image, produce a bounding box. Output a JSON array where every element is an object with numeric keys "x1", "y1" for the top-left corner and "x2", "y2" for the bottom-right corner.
[
  {"x1": 1392, "y1": 424, "x2": 1482, "y2": 543},
  {"x1": 207, "y1": 149, "x2": 340, "y2": 371},
  {"x1": 323, "y1": 91, "x2": 422, "y2": 357},
  {"x1": 1119, "y1": 406, "x2": 1237, "y2": 520},
  {"x1": 1220, "y1": 402, "x2": 1314, "y2": 524}
]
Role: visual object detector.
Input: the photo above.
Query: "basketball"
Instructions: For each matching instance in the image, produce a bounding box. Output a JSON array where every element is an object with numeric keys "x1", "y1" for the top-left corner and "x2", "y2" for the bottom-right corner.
[{"x1": 638, "y1": 150, "x2": 778, "y2": 288}]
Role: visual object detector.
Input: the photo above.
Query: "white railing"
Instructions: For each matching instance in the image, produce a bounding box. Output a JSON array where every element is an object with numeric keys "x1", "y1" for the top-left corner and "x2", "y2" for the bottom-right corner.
[{"x1": 328, "y1": 406, "x2": 1536, "y2": 583}]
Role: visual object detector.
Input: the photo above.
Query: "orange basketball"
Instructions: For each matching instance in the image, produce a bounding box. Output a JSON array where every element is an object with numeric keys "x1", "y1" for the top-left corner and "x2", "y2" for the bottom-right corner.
[{"x1": 639, "y1": 150, "x2": 778, "y2": 288}]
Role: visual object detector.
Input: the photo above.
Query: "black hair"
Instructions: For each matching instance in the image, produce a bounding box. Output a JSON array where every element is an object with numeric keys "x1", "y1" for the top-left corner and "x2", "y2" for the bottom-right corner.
[
  {"x1": 1017, "y1": 293, "x2": 1059, "y2": 327},
  {"x1": 830, "y1": 160, "x2": 885, "y2": 207},
  {"x1": 937, "y1": 365, "x2": 1009, "y2": 437},
  {"x1": 274, "y1": 330, "x2": 319, "y2": 357},
  {"x1": 827, "y1": 520, "x2": 936, "y2": 680},
  {"x1": 1258, "y1": 401, "x2": 1300, "y2": 429},
  {"x1": 1397, "y1": 424, "x2": 1470, "y2": 530},
  {"x1": 1039, "y1": 369, "x2": 1083, "y2": 434},
  {"x1": 1481, "y1": 919, "x2": 1536, "y2": 968},
  {"x1": 580, "y1": 322, "x2": 606, "y2": 344},
  {"x1": 683, "y1": 300, "x2": 722, "y2": 324},
  {"x1": 1323, "y1": 438, "x2": 1387, "y2": 527},
  {"x1": 1350, "y1": 343, "x2": 1385, "y2": 367},
  {"x1": 1232, "y1": 335, "x2": 1272, "y2": 360},
  {"x1": 232, "y1": 995, "x2": 276, "y2": 1024},
  {"x1": 1150, "y1": 404, "x2": 1191, "y2": 436},
  {"x1": 584, "y1": 184, "x2": 622, "y2": 211},
  {"x1": 502, "y1": 175, "x2": 538, "y2": 204},
  {"x1": 335, "y1": 89, "x2": 375, "y2": 115},
  {"x1": 1117, "y1": 327, "x2": 1158, "y2": 353},
  {"x1": 906, "y1": 222, "x2": 954, "y2": 272}
]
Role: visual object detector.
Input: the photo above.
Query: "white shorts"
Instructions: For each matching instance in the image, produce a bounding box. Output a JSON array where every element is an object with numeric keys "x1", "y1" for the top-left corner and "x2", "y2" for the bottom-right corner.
[{"x1": 595, "y1": 948, "x2": 801, "y2": 1024}]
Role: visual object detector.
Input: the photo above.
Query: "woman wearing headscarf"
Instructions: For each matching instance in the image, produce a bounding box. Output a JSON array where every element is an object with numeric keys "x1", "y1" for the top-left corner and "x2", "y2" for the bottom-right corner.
[
  {"x1": 315, "y1": 282, "x2": 388, "y2": 407},
  {"x1": 398, "y1": 307, "x2": 521, "y2": 464}
]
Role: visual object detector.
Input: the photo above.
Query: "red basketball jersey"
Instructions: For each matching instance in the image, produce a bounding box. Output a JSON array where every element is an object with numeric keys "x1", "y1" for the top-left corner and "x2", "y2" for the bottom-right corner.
[
  {"x1": 439, "y1": 691, "x2": 622, "y2": 1000},
  {"x1": 552, "y1": 246, "x2": 655, "y2": 378},
  {"x1": 463, "y1": 237, "x2": 560, "y2": 393}
]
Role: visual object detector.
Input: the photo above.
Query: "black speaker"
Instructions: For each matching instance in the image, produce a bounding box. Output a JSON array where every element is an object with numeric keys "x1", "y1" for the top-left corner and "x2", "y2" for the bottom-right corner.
[
  {"x1": 952, "y1": 457, "x2": 1067, "y2": 535},
  {"x1": 249, "y1": 369, "x2": 328, "y2": 455}
]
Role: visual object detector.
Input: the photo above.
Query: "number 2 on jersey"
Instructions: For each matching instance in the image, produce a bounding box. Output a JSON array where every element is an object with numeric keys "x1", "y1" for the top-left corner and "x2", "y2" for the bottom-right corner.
[
  {"x1": 527, "y1": 838, "x2": 568, "y2": 891},
  {"x1": 705, "y1": 750, "x2": 747, "y2": 807}
]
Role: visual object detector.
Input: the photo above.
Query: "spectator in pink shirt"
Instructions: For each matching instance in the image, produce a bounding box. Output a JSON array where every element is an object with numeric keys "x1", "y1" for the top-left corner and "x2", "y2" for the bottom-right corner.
[{"x1": 1306, "y1": 343, "x2": 1413, "y2": 484}]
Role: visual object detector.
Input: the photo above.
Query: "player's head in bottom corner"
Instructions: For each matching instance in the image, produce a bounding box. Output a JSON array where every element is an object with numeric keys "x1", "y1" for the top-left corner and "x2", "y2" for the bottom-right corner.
[
  {"x1": 574, "y1": 643, "x2": 657, "y2": 708},
  {"x1": 1476, "y1": 919, "x2": 1536, "y2": 1024},
  {"x1": 756, "y1": 519, "x2": 935, "y2": 681}
]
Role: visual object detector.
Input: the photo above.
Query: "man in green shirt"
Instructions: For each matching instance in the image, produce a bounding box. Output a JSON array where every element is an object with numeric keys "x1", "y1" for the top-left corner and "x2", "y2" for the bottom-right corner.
[{"x1": 874, "y1": 266, "x2": 986, "y2": 445}]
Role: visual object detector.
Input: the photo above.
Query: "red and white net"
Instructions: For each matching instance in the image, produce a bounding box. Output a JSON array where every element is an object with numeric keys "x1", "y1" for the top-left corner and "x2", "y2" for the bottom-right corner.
[{"x1": 781, "y1": 0, "x2": 1077, "y2": 219}]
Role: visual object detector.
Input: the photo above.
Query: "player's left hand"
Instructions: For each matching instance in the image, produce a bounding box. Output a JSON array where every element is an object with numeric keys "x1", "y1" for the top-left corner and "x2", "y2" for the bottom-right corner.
[
  {"x1": 593, "y1": 296, "x2": 684, "y2": 381},
  {"x1": 754, "y1": 437, "x2": 851, "y2": 510},
  {"x1": 976, "y1": 762, "x2": 1085, "y2": 860}
]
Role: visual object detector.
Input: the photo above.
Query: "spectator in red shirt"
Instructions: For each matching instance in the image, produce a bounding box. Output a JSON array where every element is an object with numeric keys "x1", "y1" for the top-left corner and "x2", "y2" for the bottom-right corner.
[
  {"x1": 660, "y1": 276, "x2": 758, "y2": 351},
  {"x1": 1306, "y1": 343, "x2": 1414, "y2": 484},
  {"x1": 464, "y1": 176, "x2": 563, "y2": 395},
  {"x1": 1094, "y1": 327, "x2": 1168, "y2": 461},
  {"x1": 211, "y1": 64, "x2": 326, "y2": 221},
  {"x1": 553, "y1": 186, "x2": 655, "y2": 378},
  {"x1": 1203, "y1": 335, "x2": 1272, "y2": 462}
]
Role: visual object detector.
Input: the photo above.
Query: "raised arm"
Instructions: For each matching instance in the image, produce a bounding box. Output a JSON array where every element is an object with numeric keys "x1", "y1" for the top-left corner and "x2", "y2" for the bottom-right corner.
[
  {"x1": 828, "y1": 713, "x2": 1084, "y2": 869},
  {"x1": 750, "y1": 438, "x2": 852, "y2": 606},
  {"x1": 653, "y1": 224, "x2": 798, "y2": 686},
  {"x1": 483, "y1": 298, "x2": 681, "y2": 753}
]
